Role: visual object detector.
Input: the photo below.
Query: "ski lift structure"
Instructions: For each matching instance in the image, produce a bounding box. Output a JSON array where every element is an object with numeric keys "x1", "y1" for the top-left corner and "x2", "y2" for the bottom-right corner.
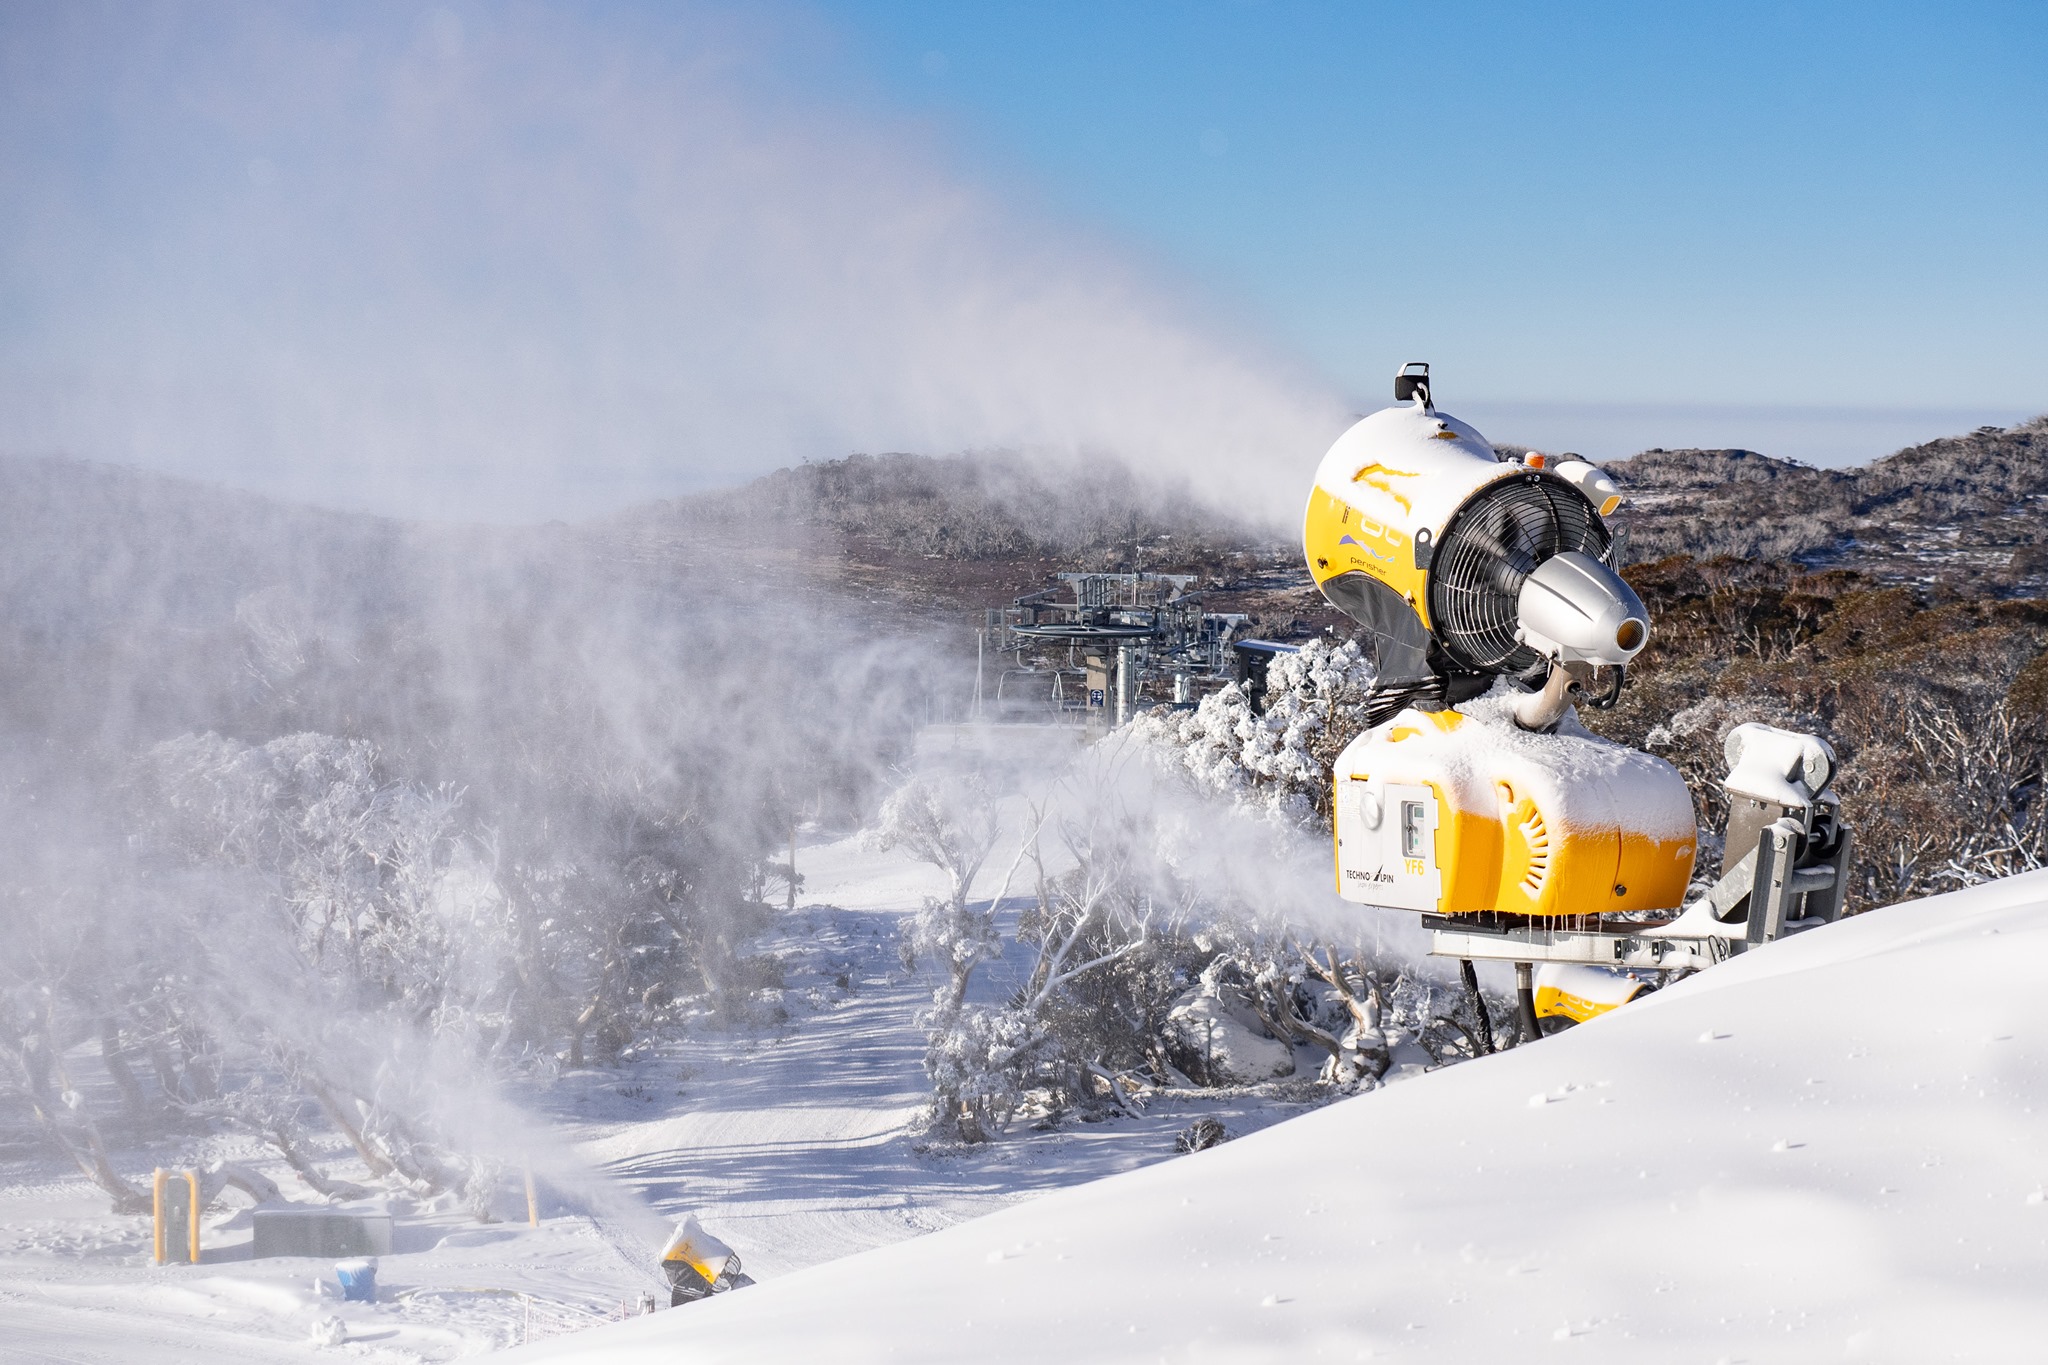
[{"x1": 972, "y1": 571, "x2": 1251, "y2": 727}]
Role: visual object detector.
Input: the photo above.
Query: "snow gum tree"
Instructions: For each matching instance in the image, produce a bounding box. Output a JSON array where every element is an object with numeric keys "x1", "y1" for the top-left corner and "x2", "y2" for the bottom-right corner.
[
  {"x1": 116, "y1": 731, "x2": 522, "y2": 1201},
  {"x1": 0, "y1": 784, "x2": 219, "y2": 1213},
  {"x1": 871, "y1": 774, "x2": 1006, "y2": 1011},
  {"x1": 898, "y1": 781, "x2": 1209, "y2": 1137},
  {"x1": 869, "y1": 773, "x2": 1037, "y2": 1140},
  {"x1": 1006, "y1": 803, "x2": 1181, "y2": 1116},
  {"x1": 1239, "y1": 938, "x2": 1390, "y2": 1088},
  {"x1": 1128, "y1": 637, "x2": 1377, "y2": 826},
  {"x1": 130, "y1": 732, "x2": 480, "y2": 1024}
]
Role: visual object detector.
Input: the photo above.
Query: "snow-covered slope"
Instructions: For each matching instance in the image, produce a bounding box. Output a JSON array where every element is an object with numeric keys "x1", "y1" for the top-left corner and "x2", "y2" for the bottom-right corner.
[
  {"x1": 513, "y1": 869, "x2": 2048, "y2": 1364},
  {"x1": 0, "y1": 806, "x2": 1323, "y2": 1363}
]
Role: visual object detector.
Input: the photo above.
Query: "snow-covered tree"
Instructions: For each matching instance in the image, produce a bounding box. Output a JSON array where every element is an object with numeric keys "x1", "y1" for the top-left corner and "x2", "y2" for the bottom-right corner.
[
  {"x1": 130, "y1": 732, "x2": 488, "y2": 1019},
  {"x1": 870, "y1": 773, "x2": 1010, "y2": 1009},
  {"x1": 1870, "y1": 693, "x2": 2046, "y2": 896},
  {"x1": 915, "y1": 788, "x2": 1201, "y2": 1136},
  {"x1": 1127, "y1": 636, "x2": 1378, "y2": 826},
  {"x1": 868, "y1": 773, "x2": 1043, "y2": 1139}
]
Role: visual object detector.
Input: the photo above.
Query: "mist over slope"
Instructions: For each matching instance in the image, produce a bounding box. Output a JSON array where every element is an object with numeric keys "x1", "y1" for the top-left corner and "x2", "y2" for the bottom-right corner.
[
  {"x1": 0, "y1": 452, "x2": 934, "y2": 758},
  {"x1": 629, "y1": 450, "x2": 1270, "y2": 564},
  {"x1": 0, "y1": 450, "x2": 936, "y2": 1220}
]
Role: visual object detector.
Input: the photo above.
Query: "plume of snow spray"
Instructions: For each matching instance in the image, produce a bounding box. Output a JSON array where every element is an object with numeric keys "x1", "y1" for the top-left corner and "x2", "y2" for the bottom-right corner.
[
  {"x1": 0, "y1": 2, "x2": 1348, "y2": 524},
  {"x1": 1070, "y1": 740, "x2": 1441, "y2": 974},
  {"x1": 0, "y1": 1, "x2": 1362, "y2": 1251}
]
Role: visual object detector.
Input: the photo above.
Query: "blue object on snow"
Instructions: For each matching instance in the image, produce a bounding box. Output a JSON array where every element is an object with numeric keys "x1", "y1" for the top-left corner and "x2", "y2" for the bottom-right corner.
[{"x1": 335, "y1": 1258, "x2": 377, "y2": 1302}]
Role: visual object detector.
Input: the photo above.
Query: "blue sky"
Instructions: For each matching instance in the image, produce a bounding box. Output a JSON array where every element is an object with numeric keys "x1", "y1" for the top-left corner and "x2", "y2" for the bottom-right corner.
[
  {"x1": 0, "y1": 2, "x2": 2041, "y2": 518},
  {"x1": 824, "y1": 0, "x2": 2046, "y2": 439}
]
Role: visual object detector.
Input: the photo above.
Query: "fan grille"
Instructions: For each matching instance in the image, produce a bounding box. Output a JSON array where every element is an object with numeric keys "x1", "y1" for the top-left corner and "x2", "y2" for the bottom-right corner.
[{"x1": 1428, "y1": 473, "x2": 1612, "y2": 674}]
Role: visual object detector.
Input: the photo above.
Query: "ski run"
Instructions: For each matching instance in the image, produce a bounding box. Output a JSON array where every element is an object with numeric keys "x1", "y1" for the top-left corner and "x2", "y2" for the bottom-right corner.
[{"x1": 5, "y1": 821, "x2": 2047, "y2": 1362}]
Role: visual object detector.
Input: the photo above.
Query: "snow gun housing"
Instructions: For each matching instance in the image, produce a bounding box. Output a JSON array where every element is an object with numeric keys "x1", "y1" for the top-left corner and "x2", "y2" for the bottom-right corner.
[
  {"x1": 1304, "y1": 361, "x2": 1642, "y2": 727},
  {"x1": 1307, "y1": 365, "x2": 1852, "y2": 1033},
  {"x1": 660, "y1": 1214, "x2": 754, "y2": 1307}
]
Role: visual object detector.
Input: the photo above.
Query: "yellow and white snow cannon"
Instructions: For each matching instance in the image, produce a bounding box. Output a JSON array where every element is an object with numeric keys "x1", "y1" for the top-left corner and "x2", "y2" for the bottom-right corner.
[
  {"x1": 659, "y1": 1214, "x2": 754, "y2": 1306},
  {"x1": 1308, "y1": 365, "x2": 1854, "y2": 1041}
]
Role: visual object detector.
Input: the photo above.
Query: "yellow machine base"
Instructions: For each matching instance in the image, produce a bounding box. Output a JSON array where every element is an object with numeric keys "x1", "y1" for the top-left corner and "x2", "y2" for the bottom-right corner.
[{"x1": 1333, "y1": 696, "x2": 1697, "y2": 919}]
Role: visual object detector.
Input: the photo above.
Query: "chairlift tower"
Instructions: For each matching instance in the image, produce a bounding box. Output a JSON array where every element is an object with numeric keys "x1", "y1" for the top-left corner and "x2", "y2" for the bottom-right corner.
[{"x1": 976, "y1": 571, "x2": 1249, "y2": 727}]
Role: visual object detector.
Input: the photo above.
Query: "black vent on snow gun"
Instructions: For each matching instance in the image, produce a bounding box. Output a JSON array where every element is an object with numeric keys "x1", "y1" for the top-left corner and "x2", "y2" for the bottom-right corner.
[{"x1": 1394, "y1": 361, "x2": 1431, "y2": 407}]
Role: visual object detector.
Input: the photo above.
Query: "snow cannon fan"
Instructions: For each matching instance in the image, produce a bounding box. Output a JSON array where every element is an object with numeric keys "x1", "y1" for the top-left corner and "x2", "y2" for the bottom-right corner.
[
  {"x1": 1303, "y1": 361, "x2": 1645, "y2": 731},
  {"x1": 1305, "y1": 365, "x2": 1854, "y2": 1035}
]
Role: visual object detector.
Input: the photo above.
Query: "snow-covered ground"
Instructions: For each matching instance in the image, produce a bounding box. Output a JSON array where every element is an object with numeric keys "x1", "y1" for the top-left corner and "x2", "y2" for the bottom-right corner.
[
  {"x1": 13, "y1": 717, "x2": 2045, "y2": 1364},
  {"x1": 540, "y1": 814, "x2": 1333, "y2": 1287},
  {"x1": 508, "y1": 867, "x2": 2048, "y2": 1365},
  {"x1": 0, "y1": 728, "x2": 1335, "y2": 1362}
]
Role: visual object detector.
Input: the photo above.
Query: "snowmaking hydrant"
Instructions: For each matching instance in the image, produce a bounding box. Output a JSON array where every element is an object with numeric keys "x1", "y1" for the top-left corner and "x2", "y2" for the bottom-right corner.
[
  {"x1": 659, "y1": 1214, "x2": 754, "y2": 1306},
  {"x1": 1307, "y1": 363, "x2": 1854, "y2": 1037}
]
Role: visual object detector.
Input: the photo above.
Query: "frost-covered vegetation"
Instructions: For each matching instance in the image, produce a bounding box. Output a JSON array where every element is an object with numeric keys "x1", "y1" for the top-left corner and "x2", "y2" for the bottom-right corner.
[
  {"x1": 1607, "y1": 414, "x2": 2048, "y2": 567},
  {"x1": 1126, "y1": 637, "x2": 1376, "y2": 826},
  {"x1": 1601, "y1": 557, "x2": 2048, "y2": 904},
  {"x1": 866, "y1": 645, "x2": 1518, "y2": 1143}
]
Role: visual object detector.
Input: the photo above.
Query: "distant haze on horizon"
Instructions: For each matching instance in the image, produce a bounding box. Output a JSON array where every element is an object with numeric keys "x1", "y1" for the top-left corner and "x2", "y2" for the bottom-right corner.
[{"x1": 1, "y1": 1, "x2": 2040, "y2": 524}]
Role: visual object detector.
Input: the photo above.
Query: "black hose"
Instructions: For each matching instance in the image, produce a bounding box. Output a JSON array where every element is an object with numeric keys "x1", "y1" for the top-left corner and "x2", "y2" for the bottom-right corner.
[
  {"x1": 1459, "y1": 959, "x2": 1495, "y2": 1056},
  {"x1": 1515, "y1": 962, "x2": 1541, "y2": 1044}
]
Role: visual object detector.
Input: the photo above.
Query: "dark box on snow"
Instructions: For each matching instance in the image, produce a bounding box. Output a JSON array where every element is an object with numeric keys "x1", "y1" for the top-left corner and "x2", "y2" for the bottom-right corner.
[{"x1": 251, "y1": 1208, "x2": 394, "y2": 1258}]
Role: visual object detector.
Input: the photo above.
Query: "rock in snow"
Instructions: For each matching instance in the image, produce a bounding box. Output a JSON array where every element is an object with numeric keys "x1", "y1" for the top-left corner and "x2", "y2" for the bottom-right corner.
[
  {"x1": 510, "y1": 868, "x2": 2048, "y2": 1364},
  {"x1": 1164, "y1": 984, "x2": 1296, "y2": 1085}
]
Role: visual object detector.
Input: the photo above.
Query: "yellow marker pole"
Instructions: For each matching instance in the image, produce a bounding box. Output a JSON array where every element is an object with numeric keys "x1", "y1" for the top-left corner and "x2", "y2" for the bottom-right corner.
[
  {"x1": 525, "y1": 1168, "x2": 539, "y2": 1227},
  {"x1": 152, "y1": 1169, "x2": 167, "y2": 1265},
  {"x1": 185, "y1": 1171, "x2": 202, "y2": 1264}
]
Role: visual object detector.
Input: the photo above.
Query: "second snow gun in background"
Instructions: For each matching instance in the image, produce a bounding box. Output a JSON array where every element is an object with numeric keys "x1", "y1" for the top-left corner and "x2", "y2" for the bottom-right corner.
[{"x1": 659, "y1": 1214, "x2": 756, "y2": 1307}]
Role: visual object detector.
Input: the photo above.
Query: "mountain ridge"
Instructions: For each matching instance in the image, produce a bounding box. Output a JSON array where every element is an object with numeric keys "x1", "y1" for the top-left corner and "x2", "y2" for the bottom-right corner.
[{"x1": 1606, "y1": 415, "x2": 2048, "y2": 580}]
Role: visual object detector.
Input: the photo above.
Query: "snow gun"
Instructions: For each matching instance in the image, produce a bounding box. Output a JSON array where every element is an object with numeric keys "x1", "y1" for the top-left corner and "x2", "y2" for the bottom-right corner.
[
  {"x1": 1306, "y1": 363, "x2": 1853, "y2": 1039},
  {"x1": 659, "y1": 1214, "x2": 755, "y2": 1306}
]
